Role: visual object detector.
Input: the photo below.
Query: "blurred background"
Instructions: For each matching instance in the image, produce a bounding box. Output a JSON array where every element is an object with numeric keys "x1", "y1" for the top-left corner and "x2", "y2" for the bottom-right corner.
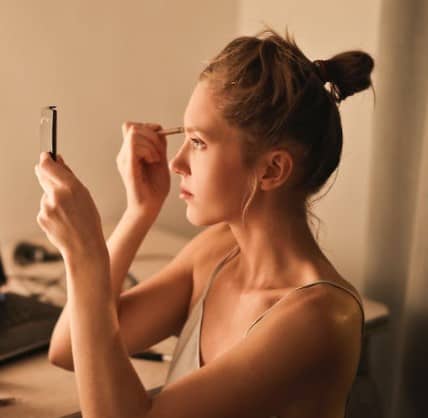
[{"x1": 0, "y1": 1, "x2": 426, "y2": 417}]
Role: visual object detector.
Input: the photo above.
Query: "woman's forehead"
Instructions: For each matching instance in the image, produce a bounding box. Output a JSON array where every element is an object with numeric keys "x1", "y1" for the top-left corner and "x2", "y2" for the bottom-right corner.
[{"x1": 183, "y1": 81, "x2": 239, "y2": 142}]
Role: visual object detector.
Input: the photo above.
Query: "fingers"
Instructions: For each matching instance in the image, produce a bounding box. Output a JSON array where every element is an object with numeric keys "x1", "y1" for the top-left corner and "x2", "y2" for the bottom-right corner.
[
  {"x1": 143, "y1": 122, "x2": 162, "y2": 130},
  {"x1": 35, "y1": 167, "x2": 68, "y2": 213},
  {"x1": 38, "y1": 193, "x2": 52, "y2": 217},
  {"x1": 126, "y1": 142, "x2": 160, "y2": 165},
  {"x1": 121, "y1": 122, "x2": 166, "y2": 156},
  {"x1": 37, "y1": 152, "x2": 72, "y2": 185},
  {"x1": 139, "y1": 124, "x2": 166, "y2": 153},
  {"x1": 56, "y1": 154, "x2": 73, "y2": 173},
  {"x1": 35, "y1": 163, "x2": 56, "y2": 195},
  {"x1": 118, "y1": 136, "x2": 162, "y2": 165},
  {"x1": 35, "y1": 153, "x2": 78, "y2": 204},
  {"x1": 36, "y1": 193, "x2": 49, "y2": 231},
  {"x1": 137, "y1": 143, "x2": 161, "y2": 162},
  {"x1": 122, "y1": 121, "x2": 162, "y2": 136}
]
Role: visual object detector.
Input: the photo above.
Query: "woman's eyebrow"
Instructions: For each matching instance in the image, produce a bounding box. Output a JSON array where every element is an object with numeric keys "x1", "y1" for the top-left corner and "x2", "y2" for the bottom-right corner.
[
  {"x1": 184, "y1": 126, "x2": 208, "y2": 134},
  {"x1": 184, "y1": 126, "x2": 216, "y2": 140}
]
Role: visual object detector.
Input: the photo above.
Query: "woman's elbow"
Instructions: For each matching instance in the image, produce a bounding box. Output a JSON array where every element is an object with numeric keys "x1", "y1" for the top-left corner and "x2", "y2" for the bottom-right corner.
[{"x1": 48, "y1": 344, "x2": 75, "y2": 371}]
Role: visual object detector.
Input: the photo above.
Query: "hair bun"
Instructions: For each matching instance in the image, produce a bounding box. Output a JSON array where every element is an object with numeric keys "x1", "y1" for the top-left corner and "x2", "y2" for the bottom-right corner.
[
  {"x1": 313, "y1": 60, "x2": 330, "y2": 84},
  {"x1": 314, "y1": 51, "x2": 374, "y2": 103}
]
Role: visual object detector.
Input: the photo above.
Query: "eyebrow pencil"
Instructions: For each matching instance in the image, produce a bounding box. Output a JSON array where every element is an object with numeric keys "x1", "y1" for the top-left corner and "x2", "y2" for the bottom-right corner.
[{"x1": 157, "y1": 126, "x2": 184, "y2": 136}]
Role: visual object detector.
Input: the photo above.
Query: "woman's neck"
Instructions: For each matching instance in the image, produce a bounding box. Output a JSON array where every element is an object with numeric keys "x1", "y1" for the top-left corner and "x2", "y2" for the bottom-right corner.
[{"x1": 227, "y1": 211, "x2": 331, "y2": 291}]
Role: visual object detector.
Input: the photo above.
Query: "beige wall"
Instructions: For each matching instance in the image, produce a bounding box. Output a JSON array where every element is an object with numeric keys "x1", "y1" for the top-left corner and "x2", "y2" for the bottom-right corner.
[
  {"x1": 0, "y1": 0, "x2": 238, "y2": 242},
  {"x1": 0, "y1": 0, "x2": 380, "y2": 291},
  {"x1": 0, "y1": 0, "x2": 380, "y2": 298},
  {"x1": 0, "y1": 0, "x2": 380, "y2": 295},
  {"x1": 238, "y1": 0, "x2": 382, "y2": 292}
]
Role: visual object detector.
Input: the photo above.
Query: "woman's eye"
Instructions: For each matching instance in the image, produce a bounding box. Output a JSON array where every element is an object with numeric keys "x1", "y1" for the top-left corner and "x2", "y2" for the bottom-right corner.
[{"x1": 190, "y1": 138, "x2": 205, "y2": 150}]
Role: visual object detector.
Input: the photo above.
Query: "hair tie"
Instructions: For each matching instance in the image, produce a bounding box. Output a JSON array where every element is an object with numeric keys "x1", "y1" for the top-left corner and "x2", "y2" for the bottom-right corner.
[{"x1": 313, "y1": 59, "x2": 329, "y2": 83}]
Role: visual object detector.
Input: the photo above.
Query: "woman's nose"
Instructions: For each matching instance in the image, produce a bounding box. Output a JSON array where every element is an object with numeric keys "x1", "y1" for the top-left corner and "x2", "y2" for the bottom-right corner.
[{"x1": 169, "y1": 150, "x2": 190, "y2": 176}]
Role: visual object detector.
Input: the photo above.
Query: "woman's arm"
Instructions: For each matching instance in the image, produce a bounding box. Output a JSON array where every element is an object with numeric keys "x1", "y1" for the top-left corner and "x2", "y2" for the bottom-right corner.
[
  {"x1": 48, "y1": 210, "x2": 156, "y2": 369},
  {"x1": 49, "y1": 120, "x2": 170, "y2": 369},
  {"x1": 65, "y1": 257, "x2": 153, "y2": 418},
  {"x1": 107, "y1": 209, "x2": 157, "y2": 301},
  {"x1": 64, "y1": 257, "x2": 360, "y2": 418}
]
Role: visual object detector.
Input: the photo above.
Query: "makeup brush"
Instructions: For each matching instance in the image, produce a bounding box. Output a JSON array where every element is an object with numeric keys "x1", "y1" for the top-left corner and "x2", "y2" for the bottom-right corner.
[{"x1": 157, "y1": 127, "x2": 184, "y2": 136}]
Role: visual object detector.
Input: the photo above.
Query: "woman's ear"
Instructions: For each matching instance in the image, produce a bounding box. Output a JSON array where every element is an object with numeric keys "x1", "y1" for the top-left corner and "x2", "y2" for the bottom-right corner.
[{"x1": 258, "y1": 148, "x2": 293, "y2": 191}]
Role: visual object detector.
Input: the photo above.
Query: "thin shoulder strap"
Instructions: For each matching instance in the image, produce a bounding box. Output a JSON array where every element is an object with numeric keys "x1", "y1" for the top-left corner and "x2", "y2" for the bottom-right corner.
[
  {"x1": 245, "y1": 280, "x2": 365, "y2": 337},
  {"x1": 200, "y1": 244, "x2": 240, "y2": 300}
]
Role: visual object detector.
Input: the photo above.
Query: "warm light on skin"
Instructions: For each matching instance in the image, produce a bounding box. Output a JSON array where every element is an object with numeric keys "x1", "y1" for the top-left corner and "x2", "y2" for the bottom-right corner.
[
  {"x1": 170, "y1": 79, "x2": 295, "y2": 228},
  {"x1": 183, "y1": 126, "x2": 214, "y2": 140},
  {"x1": 169, "y1": 80, "x2": 250, "y2": 227},
  {"x1": 170, "y1": 80, "x2": 330, "y2": 292}
]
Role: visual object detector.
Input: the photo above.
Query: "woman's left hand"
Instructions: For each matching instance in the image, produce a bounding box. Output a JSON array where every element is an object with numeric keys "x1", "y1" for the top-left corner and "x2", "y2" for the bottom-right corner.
[{"x1": 35, "y1": 152, "x2": 108, "y2": 266}]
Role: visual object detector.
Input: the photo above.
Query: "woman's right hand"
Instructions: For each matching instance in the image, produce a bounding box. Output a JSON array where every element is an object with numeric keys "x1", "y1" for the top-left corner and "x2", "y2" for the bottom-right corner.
[{"x1": 116, "y1": 122, "x2": 171, "y2": 220}]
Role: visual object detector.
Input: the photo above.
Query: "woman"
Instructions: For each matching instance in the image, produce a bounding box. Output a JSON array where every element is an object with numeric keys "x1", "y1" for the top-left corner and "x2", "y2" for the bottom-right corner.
[{"x1": 35, "y1": 27, "x2": 374, "y2": 418}]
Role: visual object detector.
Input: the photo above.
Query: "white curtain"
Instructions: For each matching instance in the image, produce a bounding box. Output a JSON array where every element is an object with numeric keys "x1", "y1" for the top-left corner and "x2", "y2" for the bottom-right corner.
[{"x1": 363, "y1": 1, "x2": 428, "y2": 417}]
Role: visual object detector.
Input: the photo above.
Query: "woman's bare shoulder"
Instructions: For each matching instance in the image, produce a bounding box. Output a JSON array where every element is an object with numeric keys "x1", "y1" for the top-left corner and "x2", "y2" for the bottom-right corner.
[
  {"x1": 273, "y1": 278, "x2": 364, "y2": 369},
  {"x1": 319, "y1": 274, "x2": 364, "y2": 322}
]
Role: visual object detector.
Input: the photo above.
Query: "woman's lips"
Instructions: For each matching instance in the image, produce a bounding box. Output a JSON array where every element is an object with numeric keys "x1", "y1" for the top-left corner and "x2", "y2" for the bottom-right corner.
[
  {"x1": 180, "y1": 186, "x2": 193, "y2": 195},
  {"x1": 179, "y1": 191, "x2": 193, "y2": 199},
  {"x1": 179, "y1": 186, "x2": 193, "y2": 199}
]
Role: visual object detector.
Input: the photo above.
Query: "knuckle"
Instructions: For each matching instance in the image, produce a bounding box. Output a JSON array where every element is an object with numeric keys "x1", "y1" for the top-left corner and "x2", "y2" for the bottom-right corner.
[
  {"x1": 36, "y1": 212, "x2": 45, "y2": 227},
  {"x1": 50, "y1": 194, "x2": 60, "y2": 208},
  {"x1": 45, "y1": 205, "x2": 55, "y2": 217},
  {"x1": 39, "y1": 157, "x2": 50, "y2": 169},
  {"x1": 41, "y1": 201, "x2": 54, "y2": 217},
  {"x1": 51, "y1": 186, "x2": 71, "y2": 206},
  {"x1": 116, "y1": 148, "x2": 125, "y2": 162},
  {"x1": 63, "y1": 184, "x2": 74, "y2": 197},
  {"x1": 122, "y1": 121, "x2": 132, "y2": 131},
  {"x1": 40, "y1": 196, "x2": 47, "y2": 210},
  {"x1": 129, "y1": 125, "x2": 138, "y2": 136}
]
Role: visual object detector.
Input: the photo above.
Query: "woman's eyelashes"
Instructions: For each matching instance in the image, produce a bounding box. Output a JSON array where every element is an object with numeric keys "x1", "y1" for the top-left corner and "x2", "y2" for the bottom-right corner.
[{"x1": 189, "y1": 137, "x2": 206, "y2": 150}]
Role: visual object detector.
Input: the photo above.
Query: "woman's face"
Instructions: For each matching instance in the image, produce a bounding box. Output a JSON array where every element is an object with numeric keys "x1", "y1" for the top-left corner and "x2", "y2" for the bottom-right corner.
[{"x1": 169, "y1": 80, "x2": 251, "y2": 226}]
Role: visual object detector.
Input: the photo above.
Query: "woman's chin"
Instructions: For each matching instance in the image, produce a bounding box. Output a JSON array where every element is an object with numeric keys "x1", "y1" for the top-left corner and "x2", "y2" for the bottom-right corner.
[{"x1": 185, "y1": 208, "x2": 224, "y2": 227}]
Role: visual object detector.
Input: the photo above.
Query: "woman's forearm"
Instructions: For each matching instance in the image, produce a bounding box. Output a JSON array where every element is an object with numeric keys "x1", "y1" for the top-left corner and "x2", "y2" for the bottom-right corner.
[
  {"x1": 66, "y1": 259, "x2": 152, "y2": 418},
  {"x1": 107, "y1": 209, "x2": 157, "y2": 303},
  {"x1": 48, "y1": 209, "x2": 157, "y2": 370}
]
